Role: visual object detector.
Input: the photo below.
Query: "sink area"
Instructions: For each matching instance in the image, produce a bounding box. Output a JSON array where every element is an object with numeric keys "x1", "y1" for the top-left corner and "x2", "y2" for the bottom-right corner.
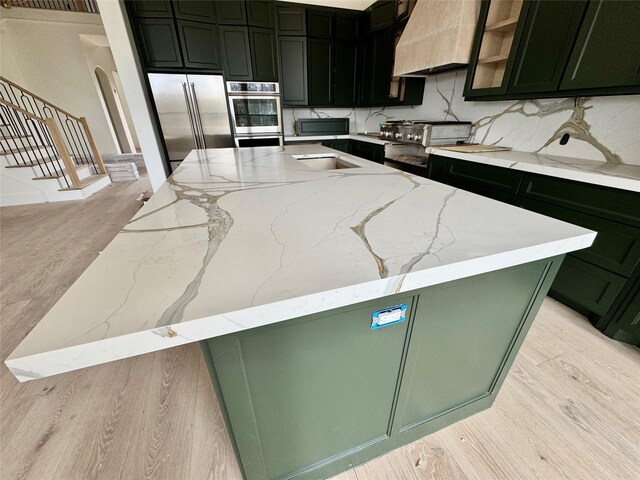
[{"x1": 292, "y1": 154, "x2": 360, "y2": 171}]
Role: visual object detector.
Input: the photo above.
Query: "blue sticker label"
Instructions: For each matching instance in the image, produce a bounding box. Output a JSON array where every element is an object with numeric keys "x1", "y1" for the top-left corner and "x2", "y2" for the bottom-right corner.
[{"x1": 371, "y1": 304, "x2": 407, "y2": 329}]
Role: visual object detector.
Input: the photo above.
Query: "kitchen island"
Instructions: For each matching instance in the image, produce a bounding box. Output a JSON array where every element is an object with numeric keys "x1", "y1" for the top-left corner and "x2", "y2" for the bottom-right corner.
[{"x1": 7, "y1": 145, "x2": 594, "y2": 480}]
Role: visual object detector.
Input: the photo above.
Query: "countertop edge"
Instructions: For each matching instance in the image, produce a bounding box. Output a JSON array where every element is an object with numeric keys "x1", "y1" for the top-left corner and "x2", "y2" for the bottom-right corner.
[
  {"x1": 5, "y1": 230, "x2": 595, "y2": 382},
  {"x1": 428, "y1": 148, "x2": 640, "y2": 193},
  {"x1": 284, "y1": 134, "x2": 390, "y2": 146}
]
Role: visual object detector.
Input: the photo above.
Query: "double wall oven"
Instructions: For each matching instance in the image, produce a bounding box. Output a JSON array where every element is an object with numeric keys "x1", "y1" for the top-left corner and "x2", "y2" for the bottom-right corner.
[{"x1": 227, "y1": 82, "x2": 283, "y2": 147}]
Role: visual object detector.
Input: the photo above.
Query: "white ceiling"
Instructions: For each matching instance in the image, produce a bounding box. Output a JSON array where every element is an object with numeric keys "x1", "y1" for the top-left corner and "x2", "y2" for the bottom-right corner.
[{"x1": 279, "y1": 0, "x2": 376, "y2": 11}]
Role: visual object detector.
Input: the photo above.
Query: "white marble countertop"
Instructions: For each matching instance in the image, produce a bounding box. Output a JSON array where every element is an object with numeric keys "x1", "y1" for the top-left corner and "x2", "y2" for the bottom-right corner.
[
  {"x1": 6, "y1": 145, "x2": 595, "y2": 382},
  {"x1": 427, "y1": 148, "x2": 640, "y2": 192},
  {"x1": 285, "y1": 133, "x2": 390, "y2": 145}
]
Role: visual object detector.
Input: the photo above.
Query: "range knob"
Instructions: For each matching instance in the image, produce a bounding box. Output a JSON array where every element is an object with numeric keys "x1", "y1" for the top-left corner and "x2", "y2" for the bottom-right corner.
[
  {"x1": 414, "y1": 135, "x2": 422, "y2": 143},
  {"x1": 406, "y1": 134, "x2": 414, "y2": 141},
  {"x1": 385, "y1": 131, "x2": 392, "y2": 138},
  {"x1": 395, "y1": 132, "x2": 403, "y2": 140}
]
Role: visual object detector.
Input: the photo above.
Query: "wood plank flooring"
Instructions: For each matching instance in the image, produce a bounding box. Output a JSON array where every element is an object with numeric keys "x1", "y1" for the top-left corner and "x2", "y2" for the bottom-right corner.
[{"x1": 1, "y1": 173, "x2": 639, "y2": 480}]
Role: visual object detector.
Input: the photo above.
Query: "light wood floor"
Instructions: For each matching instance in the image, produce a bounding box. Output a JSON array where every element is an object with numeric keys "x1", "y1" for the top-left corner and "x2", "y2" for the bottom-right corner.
[{"x1": 1, "y1": 173, "x2": 639, "y2": 480}]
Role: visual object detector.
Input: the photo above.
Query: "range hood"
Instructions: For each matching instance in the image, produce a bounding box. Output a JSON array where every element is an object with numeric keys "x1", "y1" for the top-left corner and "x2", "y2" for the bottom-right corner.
[{"x1": 393, "y1": 0, "x2": 481, "y2": 76}]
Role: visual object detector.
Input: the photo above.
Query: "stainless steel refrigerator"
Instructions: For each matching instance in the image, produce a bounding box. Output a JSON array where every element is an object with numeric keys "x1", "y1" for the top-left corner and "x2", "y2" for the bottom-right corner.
[{"x1": 148, "y1": 74, "x2": 233, "y2": 168}]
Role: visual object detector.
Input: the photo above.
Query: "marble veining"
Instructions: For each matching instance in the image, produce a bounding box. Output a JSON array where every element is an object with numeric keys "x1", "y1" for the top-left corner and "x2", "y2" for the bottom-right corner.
[
  {"x1": 282, "y1": 69, "x2": 640, "y2": 165},
  {"x1": 6, "y1": 146, "x2": 595, "y2": 382}
]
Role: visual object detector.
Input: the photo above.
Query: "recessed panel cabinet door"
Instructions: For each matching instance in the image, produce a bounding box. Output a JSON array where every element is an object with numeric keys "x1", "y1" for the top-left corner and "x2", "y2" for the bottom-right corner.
[
  {"x1": 249, "y1": 28, "x2": 278, "y2": 81},
  {"x1": 334, "y1": 40, "x2": 358, "y2": 106},
  {"x1": 130, "y1": 0, "x2": 172, "y2": 17},
  {"x1": 172, "y1": 0, "x2": 216, "y2": 22},
  {"x1": 177, "y1": 20, "x2": 222, "y2": 69},
  {"x1": 395, "y1": 261, "x2": 549, "y2": 432},
  {"x1": 279, "y1": 36, "x2": 308, "y2": 105},
  {"x1": 135, "y1": 18, "x2": 183, "y2": 68},
  {"x1": 216, "y1": 0, "x2": 247, "y2": 25},
  {"x1": 508, "y1": 0, "x2": 588, "y2": 94},
  {"x1": 247, "y1": 0, "x2": 275, "y2": 28},
  {"x1": 307, "y1": 38, "x2": 333, "y2": 106},
  {"x1": 276, "y1": 5, "x2": 306, "y2": 35},
  {"x1": 560, "y1": 0, "x2": 640, "y2": 90},
  {"x1": 220, "y1": 26, "x2": 253, "y2": 80}
]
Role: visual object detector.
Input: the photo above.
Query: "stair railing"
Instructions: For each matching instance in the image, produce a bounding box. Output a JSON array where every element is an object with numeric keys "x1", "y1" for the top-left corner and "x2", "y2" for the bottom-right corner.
[
  {"x1": 0, "y1": 76, "x2": 106, "y2": 177},
  {"x1": 0, "y1": 98, "x2": 80, "y2": 189}
]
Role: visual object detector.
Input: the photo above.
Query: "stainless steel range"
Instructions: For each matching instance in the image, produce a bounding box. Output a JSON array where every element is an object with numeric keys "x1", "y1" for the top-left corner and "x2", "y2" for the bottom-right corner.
[
  {"x1": 379, "y1": 120, "x2": 472, "y2": 146},
  {"x1": 380, "y1": 120, "x2": 472, "y2": 172}
]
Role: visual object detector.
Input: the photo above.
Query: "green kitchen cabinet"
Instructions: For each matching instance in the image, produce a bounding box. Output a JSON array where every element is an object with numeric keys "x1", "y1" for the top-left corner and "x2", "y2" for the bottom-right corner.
[
  {"x1": 350, "y1": 140, "x2": 385, "y2": 164},
  {"x1": 424, "y1": 154, "x2": 448, "y2": 183},
  {"x1": 249, "y1": 27, "x2": 278, "y2": 81},
  {"x1": 202, "y1": 257, "x2": 563, "y2": 480},
  {"x1": 247, "y1": 0, "x2": 275, "y2": 29},
  {"x1": 444, "y1": 157, "x2": 522, "y2": 204},
  {"x1": 603, "y1": 278, "x2": 640, "y2": 346},
  {"x1": 307, "y1": 38, "x2": 334, "y2": 106},
  {"x1": 217, "y1": 0, "x2": 247, "y2": 25},
  {"x1": 334, "y1": 40, "x2": 359, "y2": 106},
  {"x1": 321, "y1": 139, "x2": 350, "y2": 154},
  {"x1": 134, "y1": 18, "x2": 183, "y2": 68},
  {"x1": 507, "y1": 0, "x2": 588, "y2": 95},
  {"x1": 279, "y1": 36, "x2": 308, "y2": 106},
  {"x1": 176, "y1": 20, "x2": 222, "y2": 70},
  {"x1": 276, "y1": 5, "x2": 306, "y2": 35},
  {"x1": 559, "y1": 0, "x2": 640, "y2": 91},
  {"x1": 360, "y1": 29, "x2": 395, "y2": 105},
  {"x1": 368, "y1": 0, "x2": 395, "y2": 32},
  {"x1": 220, "y1": 26, "x2": 253, "y2": 80},
  {"x1": 335, "y1": 12, "x2": 360, "y2": 40},
  {"x1": 173, "y1": 0, "x2": 216, "y2": 22},
  {"x1": 307, "y1": 10, "x2": 334, "y2": 38},
  {"x1": 130, "y1": 0, "x2": 172, "y2": 18}
]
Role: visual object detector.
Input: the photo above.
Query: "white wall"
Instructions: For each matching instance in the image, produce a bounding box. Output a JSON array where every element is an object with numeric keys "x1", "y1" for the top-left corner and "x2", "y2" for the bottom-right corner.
[
  {"x1": 0, "y1": 8, "x2": 121, "y2": 156},
  {"x1": 283, "y1": 70, "x2": 640, "y2": 165}
]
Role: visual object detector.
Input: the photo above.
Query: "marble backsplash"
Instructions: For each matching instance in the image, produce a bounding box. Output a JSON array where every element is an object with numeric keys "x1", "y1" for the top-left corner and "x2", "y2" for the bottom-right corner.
[{"x1": 282, "y1": 70, "x2": 640, "y2": 165}]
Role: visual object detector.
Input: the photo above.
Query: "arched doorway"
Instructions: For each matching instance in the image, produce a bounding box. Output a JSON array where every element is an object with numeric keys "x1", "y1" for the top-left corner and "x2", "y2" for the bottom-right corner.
[{"x1": 94, "y1": 66, "x2": 133, "y2": 153}]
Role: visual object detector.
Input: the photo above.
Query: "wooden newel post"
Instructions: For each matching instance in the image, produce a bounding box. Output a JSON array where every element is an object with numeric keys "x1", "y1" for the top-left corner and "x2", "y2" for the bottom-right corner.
[
  {"x1": 44, "y1": 117, "x2": 82, "y2": 189},
  {"x1": 79, "y1": 117, "x2": 107, "y2": 174}
]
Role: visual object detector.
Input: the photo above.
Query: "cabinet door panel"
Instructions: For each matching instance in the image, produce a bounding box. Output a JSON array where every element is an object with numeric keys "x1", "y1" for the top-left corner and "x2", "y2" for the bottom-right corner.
[
  {"x1": 560, "y1": 0, "x2": 640, "y2": 90},
  {"x1": 216, "y1": 0, "x2": 247, "y2": 25},
  {"x1": 361, "y1": 29, "x2": 394, "y2": 105},
  {"x1": 220, "y1": 26, "x2": 253, "y2": 80},
  {"x1": 369, "y1": 0, "x2": 394, "y2": 32},
  {"x1": 279, "y1": 37, "x2": 308, "y2": 105},
  {"x1": 209, "y1": 296, "x2": 414, "y2": 479},
  {"x1": 336, "y1": 12, "x2": 360, "y2": 40},
  {"x1": 276, "y1": 5, "x2": 306, "y2": 35},
  {"x1": 135, "y1": 18, "x2": 183, "y2": 68},
  {"x1": 307, "y1": 38, "x2": 333, "y2": 106},
  {"x1": 130, "y1": 0, "x2": 172, "y2": 17},
  {"x1": 177, "y1": 20, "x2": 222, "y2": 69},
  {"x1": 508, "y1": 0, "x2": 587, "y2": 94},
  {"x1": 396, "y1": 261, "x2": 549, "y2": 431},
  {"x1": 519, "y1": 198, "x2": 640, "y2": 277},
  {"x1": 446, "y1": 158, "x2": 523, "y2": 193},
  {"x1": 173, "y1": 0, "x2": 216, "y2": 22},
  {"x1": 247, "y1": 0, "x2": 275, "y2": 28},
  {"x1": 307, "y1": 10, "x2": 334, "y2": 38},
  {"x1": 249, "y1": 28, "x2": 278, "y2": 82},
  {"x1": 550, "y1": 255, "x2": 626, "y2": 316},
  {"x1": 334, "y1": 40, "x2": 358, "y2": 106}
]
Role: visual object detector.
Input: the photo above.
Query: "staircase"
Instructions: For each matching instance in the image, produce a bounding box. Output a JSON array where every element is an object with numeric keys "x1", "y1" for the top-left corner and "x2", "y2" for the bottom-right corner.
[{"x1": 0, "y1": 76, "x2": 111, "y2": 206}]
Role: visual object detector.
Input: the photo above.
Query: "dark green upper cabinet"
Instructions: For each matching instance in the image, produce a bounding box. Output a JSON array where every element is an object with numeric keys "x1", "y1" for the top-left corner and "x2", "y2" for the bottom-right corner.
[
  {"x1": 130, "y1": 0, "x2": 172, "y2": 17},
  {"x1": 276, "y1": 5, "x2": 306, "y2": 35},
  {"x1": 173, "y1": 0, "x2": 216, "y2": 22},
  {"x1": 361, "y1": 29, "x2": 395, "y2": 105},
  {"x1": 134, "y1": 18, "x2": 183, "y2": 68},
  {"x1": 369, "y1": 0, "x2": 395, "y2": 32},
  {"x1": 176, "y1": 20, "x2": 222, "y2": 69},
  {"x1": 559, "y1": 0, "x2": 640, "y2": 91},
  {"x1": 219, "y1": 26, "x2": 253, "y2": 80},
  {"x1": 507, "y1": 1, "x2": 588, "y2": 95},
  {"x1": 247, "y1": 0, "x2": 275, "y2": 29},
  {"x1": 216, "y1": 0, "x2": 247, "y2": 25},
  {"x1": 307, "y1": 38, "x2": 333, "y2": 106},
  {"x1": 335, "y1": 12, "x2": 360, "y2": 40},
  {"x1": 279, "y1": 36, "x2": 308, "y2": 106},
  {"x1": 307, "y1": 10, "x2": 334, "y2": 38},
  {"x1": 249, "y1": 27, "x2": 278, "y2": 81},
  {"x1": 334, "y1": 40, "x2": 358, "y2": 106}
]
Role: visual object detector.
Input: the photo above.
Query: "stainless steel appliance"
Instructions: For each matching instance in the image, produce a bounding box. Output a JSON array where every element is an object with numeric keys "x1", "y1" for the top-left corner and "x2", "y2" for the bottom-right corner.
[
  {"x1": 379, "y1": 120, "x2": 471, "y2": 146},
  {"x1": 227, "y1": 81, "x2": 283, "y2": 147},
  {"x1": 148, "y1": 74, "x2": 233, "y2": 169}
]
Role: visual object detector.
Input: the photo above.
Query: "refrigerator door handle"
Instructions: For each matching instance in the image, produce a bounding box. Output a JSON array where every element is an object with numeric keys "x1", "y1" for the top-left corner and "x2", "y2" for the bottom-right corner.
[
  {"x1": 190, "y1": 82, "x2": 206, "y2": 149},
  {"x1": 182, "y1": 82, "x2": 200, "y2": 148}
]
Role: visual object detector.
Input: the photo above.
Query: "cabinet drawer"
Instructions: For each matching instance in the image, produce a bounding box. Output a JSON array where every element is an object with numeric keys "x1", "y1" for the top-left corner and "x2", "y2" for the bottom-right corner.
[
  {"x1": 519, "y1": 173, "x2": 640, "y2": 228},
  {"x1": 550, "y1": 256, "x2": 626, "y2": 316},
  {"x1": 519, "y1": 198, "x2": 640, "y2": 277},
  {"x1": 446, "y1": 158, "x2": 523, "y2": 194}
]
